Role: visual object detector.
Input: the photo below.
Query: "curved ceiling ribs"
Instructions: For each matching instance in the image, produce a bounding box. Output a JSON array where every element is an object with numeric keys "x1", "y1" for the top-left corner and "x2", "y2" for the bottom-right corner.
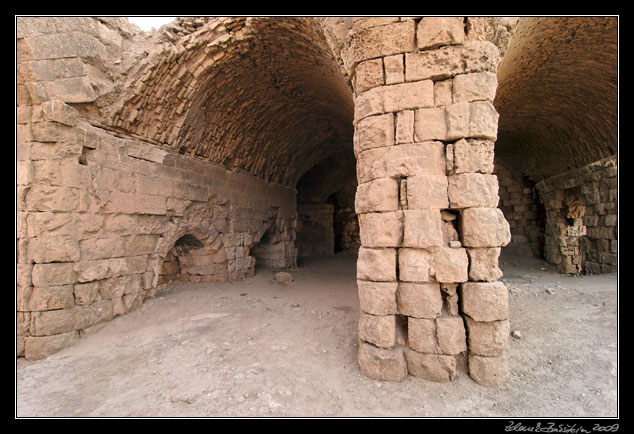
[
  {"x1": 112, "y1": 17, "x2": 354, "y2": 187},
  {"x1": 494, "y1": 17, "x2": 618, "y2": 182}
]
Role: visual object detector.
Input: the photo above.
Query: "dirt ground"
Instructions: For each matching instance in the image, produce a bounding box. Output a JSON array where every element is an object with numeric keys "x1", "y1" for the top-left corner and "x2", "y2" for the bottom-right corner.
[{"x1": 15, "y1": 249, "x2": 618, "y2": 419}]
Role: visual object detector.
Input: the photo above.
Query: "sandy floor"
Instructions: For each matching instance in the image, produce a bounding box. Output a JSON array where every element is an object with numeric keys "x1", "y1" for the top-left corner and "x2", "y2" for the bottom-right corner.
[{"x1": 15, "y1": 249, "x2": 618, "y2": 418}]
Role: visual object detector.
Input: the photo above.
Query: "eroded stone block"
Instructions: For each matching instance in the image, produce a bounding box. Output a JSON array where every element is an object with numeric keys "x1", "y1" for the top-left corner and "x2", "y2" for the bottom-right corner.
[{"x1": 358, "y1": 342, "x2": 408, "y2": 382}]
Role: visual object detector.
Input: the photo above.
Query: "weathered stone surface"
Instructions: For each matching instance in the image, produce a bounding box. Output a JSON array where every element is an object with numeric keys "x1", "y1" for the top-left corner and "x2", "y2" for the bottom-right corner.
[
  {"x1": 467, "y1": 247, "x2": 503, "y2": 281},
  {"x1": 461, "y1": 281, "x2": 509, "y2": 321},
  {"x1": 384, "y1": 54, "x2": 404, "y2": 85},
  {"x1": 461, "y1": 208, "x2": 511, "y2": 247},
  {"x1": 355, "y1": 178, "x2": 399, "y2": 213},
  {"x1": 405, "y1": 175, "x2": 448, "y2": 209},
  {"x1": 353, "y1": 113, "x2": 394, "y2": 156},
  {"x1": 358, "y1": 280, "x2": 398, "y2": 315},
  {"x1": 359, "y1": 312, "x2": 397, "y2": 348},
  {"x1": 408, "y1": 318, "x2": 437, "y2": 353},
  {"x1": 355, "y1": 58, "x2": 384, "y2": 93},
  {"x1": 448, "y1": 173, "x2": 499, "y2": 208},
  {"x1": 405, "y1": 41, "x2": 500, "y2": 82},
  {"x1": 448, "y1": 138, "x2": 495, "y2": 174},
  {"x1": 465, "y1": 317, "x2": 510, "y2": 356},
  {"x1": 358, "y1": 342, "x2": 408, "y2": 382},
  {"x1": 398, "y1": 248, "x2": 432, "y2": 282},
  {"x1": 357, "y1": 247, "x2": 396, "y2": 282},
  {"x1": 397, "y1": 282, "x2": 442, "y2": 318},
  {"x1": 24, "y1": 331, "x2": 80, "y2": 361},
  {"x1": 31, "y1": 263, "x2": 76, "y2": 287},
  {"x1": 26, "y1": 285, "x2": 75, "y2": 311},
  {"x1": 403, "y1": 210, "x2": 444, "y2": 249},
  {"x1": 436, "y1": 316, "x2": 467, "y2": 355},
  {"x1": 357, "y1": 142, "x2": 445, "y2": 184},
  {"x1": 468, "y1": 354, "x2": 510, "y2": 386},
  {"x1": 453, "y1": 72, "x2": 497, "y2": 103},
  {"x1": 344, "y1": 20, "x2": 415, "y2": 71},
  {"x1": 432, "y1": 247, "x2": 468, "y2": 283},
  {"x1": 404, "y1": 348, "x2": 457, "y2": 382},
  {"x1": 408, "y1": 315, "x2": 466, "y2": 355},
  {"x1": 274, "y1": 271, "x2": 293, "y2": 284},
  {"x1": 359, "y1": 211, "x2": 403, "y2": 247},
  {"x1": 417, "y1": 17, "x2": 465, "y2": 50}
]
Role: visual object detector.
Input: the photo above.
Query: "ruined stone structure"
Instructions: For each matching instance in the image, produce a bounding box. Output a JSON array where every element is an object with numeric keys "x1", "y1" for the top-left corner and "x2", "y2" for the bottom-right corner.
[{"x1": 16, "y1": 16, "x2": 617, "y2": 386}]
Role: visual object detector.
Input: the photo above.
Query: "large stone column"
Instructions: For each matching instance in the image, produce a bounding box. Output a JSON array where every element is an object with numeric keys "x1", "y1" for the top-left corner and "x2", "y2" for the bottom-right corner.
[{"x1": 344, "y1": 17, "x2": 511, "y2": 385}]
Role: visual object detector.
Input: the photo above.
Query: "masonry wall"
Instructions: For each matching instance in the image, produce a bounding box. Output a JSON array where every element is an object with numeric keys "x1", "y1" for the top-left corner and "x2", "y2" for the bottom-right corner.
[
  {"x1": 495, "y1": 161, "x2": 545, "y2": 256},
  {"x1": 16, "y1": 104, "x2": 297, "y2": 360},
  {"x1": 344, "y1": 17, "x2": 511, "y2": 385},
  {"x1": 536, "y1": 156, "x2": 617, "y2": 274},
  {"x1": 296, "y1": 203, "x2": 335, "y2": 258}
]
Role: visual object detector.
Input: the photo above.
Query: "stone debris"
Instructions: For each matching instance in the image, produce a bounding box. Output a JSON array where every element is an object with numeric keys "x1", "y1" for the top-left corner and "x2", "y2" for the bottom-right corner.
[{"x1": 274, "y1": 272, "x2": 293, "y2": 284}]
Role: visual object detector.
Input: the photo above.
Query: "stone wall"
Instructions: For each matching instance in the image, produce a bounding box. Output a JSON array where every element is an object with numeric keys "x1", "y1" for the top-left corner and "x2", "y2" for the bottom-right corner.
[
  {"x1": 536, "y1": 156, "x2": 617, "y2": 274},
  {"x1": 16, "y1": 102, "x2": 297, "y2": 360},
  {"x1": 296, "y1": 204, "x2": 335, "y2": 258},
  {"x1": 343, "y1": 17, "x2": 512, "y2": 385},
  {"x1": 495, "y1": 161, "x2": 544, "y2": 256}
]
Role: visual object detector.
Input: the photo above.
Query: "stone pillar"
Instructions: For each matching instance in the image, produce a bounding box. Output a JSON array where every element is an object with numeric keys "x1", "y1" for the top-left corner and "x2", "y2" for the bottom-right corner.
[{"x1": 345, "y1": 17, "x2": 511, "y2": 385}]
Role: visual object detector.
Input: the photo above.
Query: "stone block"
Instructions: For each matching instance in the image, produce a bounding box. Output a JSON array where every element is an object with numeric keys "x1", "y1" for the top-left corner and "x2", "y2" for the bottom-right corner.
[
  {"x1": 359, "y1": 211, "x2": 403, "y2": 247},
  {"x1": 405, "y1": 41, "x2": 500, "y2": 82},
  {"x1": 448, "y1": 173, "x2": 499, "y2": 208},
  {"x1": 41, "y1": 100, "x2": 78, "y2": 126},
  {"x1": 73, "y1": 259, "x2": 111, "y2": 283},
  {"x1": 404, "y1": 348, "x2": 457, "y2": 382},
  {"x1": 398, "y1": 248, "x2": 432, "y2": 282},
  {"x1": 357, "y1": 142, "x2": 445, "y2": 184},
  {"x1": 449, "y1": 139, "x2": 495, "y2": 174},
  {"x1": 73, "y1": 300, "x2": 114, "y2": 330},
  {"x1": 383, "y1": 80, "x2": 435, "y2": 112},
  {"x1": 43, "y1": 76, "x2": 98, "y2": 103},
  {"x1": 468, "y1": 354, "x2": 510, "y2": 386},
  {"x1": 436, "y1": 316, "x2": 467, "y2": 355},
  {"x1": 358, "y1": 313, "x2": 397, "y2": 348},
  {"x1": 461, "y1": 281, "x2": 509, "y2": 321},
  {"x1": 355, "y1": 58, "x2": 384, "y2": 93},
  {"x1": 452, "y1": 72, "x2": 497, "y2": 103},
  {"x1": 73, "y1": 281, "x2": 103, "y2": 306},
  {"x1": 445, "y1": 101, "x2": 470, "y2": 140},
  {"x1": 465, "y1": 317, "x2": 509, "y2": 357},
  {"x1": 414, "y1": 106, "x2": 446, "y2": 141},
  {"x1": 355, "y1": 178, "x2": 399, "y2": 213},
  {"x1": 406, "y1": 175, "x2": 448, "y2": 209},
  {"x1": 434, "y1": 79, "x2": 453, "y2": 106},
  {"x1": 468, "y1": 101, "x2": 499, "y2": 140},
  {"x1": 25, "y1": 185, "x2": 79, "y2": 212},
  {"x1": 396, "y1": 281, "x2": 442, "y2": 318},
  {"x1": 31, "y1": 262, "x2": 76, "y2": 287},
  {"x1": 403, "y1": 209, "x2": 444, "y2": 248},
  {"x1": 461, "y1": 208, "x2": 511, "y2": 247},
  {"x1": 416, "y1": 17, "x2": 465, "y2": 50},
  {"x1": 384, "y1": 54, "x2": 404, "y2": 84},
  {"x1": 27, "y1": 236, "x2": 81, "y2": 263},
  {"x1": 467, "y1": 247, "x2": 503, "y2": 281},
  {"x1": 358, "y1": 280, "x2": 398, "y2": 315},
  {"x1": 357, "y1": 247, "x2": 396, "y2": 281},
  {"x1": 27, "y1": 285, "x2": 75, "y2": 311},
  {"x1": 408, "y1": 317, "x2": 437, "y2": 353},
  {"x1": 358, "y1": 342, "x2": 408, "y2": 382},
  {"x1": 432, "y1": 247, "x2": 468, "y2": 283},
  {"x1": 395, "y1": 110, "x2": 414, "y2": 144},
  {"x1": 344, "y1": 20, "x2": 415, "y2": 71},
  {"x1": 24, "y1": 331, "x2": 80, "y2": 361},
  {"x1": 31, "y1": 308, "x2": 76, "y2": 336}
]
